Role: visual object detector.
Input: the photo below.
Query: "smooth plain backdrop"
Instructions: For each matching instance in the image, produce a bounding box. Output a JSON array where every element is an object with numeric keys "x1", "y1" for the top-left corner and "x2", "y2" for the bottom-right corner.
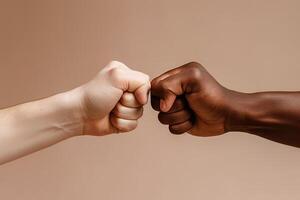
[{"x1": 1, "y1": 0, "x2": 300, "y2": 199}]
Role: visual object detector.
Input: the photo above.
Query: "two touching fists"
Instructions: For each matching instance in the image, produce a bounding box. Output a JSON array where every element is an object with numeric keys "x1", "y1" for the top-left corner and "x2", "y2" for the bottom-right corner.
[{"x1": 78, "y1": 61, "x2": 231, "y2": 137}]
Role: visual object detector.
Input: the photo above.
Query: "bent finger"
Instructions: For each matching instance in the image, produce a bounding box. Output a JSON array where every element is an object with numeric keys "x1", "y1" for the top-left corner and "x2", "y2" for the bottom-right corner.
[
  {"x1": 169, "y1": 120, "x2": 193, "y2": 135},
  {"x1": 151, "y1": 96, "x2": 187, "y2": 113},
  {"x1": 120, "y1": 92, "x2": 141, "y2": 108},
  {"x1": 158, "y1": 109, "x2": 192, "y2": 125},
  {"x1": 112, "y1": 103, "x2": 143, "y2": 120},
  {"x1": 110, "y1": 114, "x2": 138, "y2": 133}
]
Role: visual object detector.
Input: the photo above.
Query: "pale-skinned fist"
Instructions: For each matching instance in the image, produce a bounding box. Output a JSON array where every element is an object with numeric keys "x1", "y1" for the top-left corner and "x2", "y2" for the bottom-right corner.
[{"x1": 75, "y1": 61, "x2": 150, "y2": 136}]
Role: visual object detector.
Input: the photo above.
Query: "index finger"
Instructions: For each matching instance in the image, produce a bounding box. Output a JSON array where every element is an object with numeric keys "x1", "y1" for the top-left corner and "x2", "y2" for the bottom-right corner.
[
  {"x1": 120, "y1": 69, "x2": 150, "y2": 105},
  {"x1": 151, "y1": 66, "x2": 183, "y2": 88}
]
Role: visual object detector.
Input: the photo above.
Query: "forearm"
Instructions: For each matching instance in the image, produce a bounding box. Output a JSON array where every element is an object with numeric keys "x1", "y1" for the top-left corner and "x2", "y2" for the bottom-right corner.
[
  {"x1": 0, "y1": 88, "x2": 83, "y2": 164},
  {"x1": 226, "y1": 91, "x2": 300, "y2": 147}
]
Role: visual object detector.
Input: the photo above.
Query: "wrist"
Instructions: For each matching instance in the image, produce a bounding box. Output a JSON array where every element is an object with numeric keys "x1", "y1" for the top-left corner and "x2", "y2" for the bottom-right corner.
[
  {"x1": 58, "y1": 87, "x2": 86, "y2": 136},
  {"x1": 224, "y1": 91, "x2": 266, "y2": 133}
]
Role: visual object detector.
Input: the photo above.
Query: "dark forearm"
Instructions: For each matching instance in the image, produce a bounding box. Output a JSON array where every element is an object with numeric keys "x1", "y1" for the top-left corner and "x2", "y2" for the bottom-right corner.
[{"x1": 225, "y1": 91, "x2": 300, "y2": 147}]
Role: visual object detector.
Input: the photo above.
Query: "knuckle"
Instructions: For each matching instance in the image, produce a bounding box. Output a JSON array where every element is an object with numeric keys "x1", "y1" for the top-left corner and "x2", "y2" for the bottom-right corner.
[
  {"x1": 108, "y1": 68, "x2": 124, "y2": 82},
  {"x1": 121, "y1": 93, "x2": 140, "y2": 108},
  {"x1": 114, "y1": 118, "x2": 137, "y2": 132},
  {"x1": 122, "y1": 92, "x2": 134, "y2": 101},
  {"x1": 187, "y1": 65, "x2": 202, "y2": 79},
  {"x1": 146, "y1": 74, "x2": 150, "y2": 80},
  {"x1": 142, "y1": 73, "x2": 150, "y2": 81},
  {"x1": 126, "y1": 121, "x2": 138, "y2": 131},
  {"x1": 151, "y1": 79, "x2": 159, "y2": 90},
  {"x1": 169, "y1": 120, "x2": 192, "y2": 134},
  {"x1": 186, "y1": 61, "x2": 201, "y2": 68},
  {"x1": 169, "y1": 125, "x2": 184, "y2": 135},
  {"x1": 119, "y1": 125, "x2": 131, "y2": 132},
  {"x1": 131, "y1": 123, "x2": 138, "y2": 131},
  {"x1": 108, "y1": 60, "x2": 125, "y2": 68},
  {"x1": 160, "y1": 80, "x2": 169, "y2": 90},
  {"x1": 158, "y1": 113, "x2": 168, "y2": 124}
]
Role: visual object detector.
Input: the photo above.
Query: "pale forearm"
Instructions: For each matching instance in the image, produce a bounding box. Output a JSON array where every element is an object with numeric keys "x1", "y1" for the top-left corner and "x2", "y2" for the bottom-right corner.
[
  {"x1": 0, "y1": 88, "x2": 83, "y2": 164},
  {"x1": 0, "y1": 61, "x2": 149, "y2": 164}
]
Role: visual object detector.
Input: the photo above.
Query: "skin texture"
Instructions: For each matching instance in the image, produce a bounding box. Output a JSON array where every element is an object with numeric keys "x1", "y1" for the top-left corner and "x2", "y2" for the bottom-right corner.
[
  {"x1": 151, "y1": 62, "x2": 228, "y2": 136},
  {"x1": 79, "y1": 61, "x2": 150, "y2": 135},
  {"x1": 0, "y1": 61, "x2": 150, "y2": 164},
  {"x1": 2, "y1": 60, "x2": 300, "y2": 165},
  {"x1": 151, "y1": 62, "x2": 300, "y2": 148}
]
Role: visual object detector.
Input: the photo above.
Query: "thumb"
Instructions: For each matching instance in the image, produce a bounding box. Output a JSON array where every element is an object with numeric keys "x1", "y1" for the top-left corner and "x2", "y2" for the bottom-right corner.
[
  {"x1": 121, "y1": 69, "x2": 150, "y2": 105},
  {"x1": 160, "y1": 90, "x2": 177, "y2": 112},
  {"x1": 107, "y1": 63, "x2": 150, "y2": 105},
  {"x1": 151, "y1": 73, "x2": 185, "y2": 112}
]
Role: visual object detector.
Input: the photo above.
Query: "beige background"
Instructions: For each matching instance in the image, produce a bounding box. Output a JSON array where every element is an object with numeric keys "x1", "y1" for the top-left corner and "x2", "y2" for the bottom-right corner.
[{"x1": 1, "y1": 0, "x2": 300, "y2": 199}]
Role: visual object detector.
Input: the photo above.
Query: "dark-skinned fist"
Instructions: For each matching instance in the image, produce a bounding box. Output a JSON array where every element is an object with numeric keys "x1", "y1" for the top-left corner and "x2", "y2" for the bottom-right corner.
[{"x1": 151, "y1": 62, "x2": 233, "y2": 136}]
